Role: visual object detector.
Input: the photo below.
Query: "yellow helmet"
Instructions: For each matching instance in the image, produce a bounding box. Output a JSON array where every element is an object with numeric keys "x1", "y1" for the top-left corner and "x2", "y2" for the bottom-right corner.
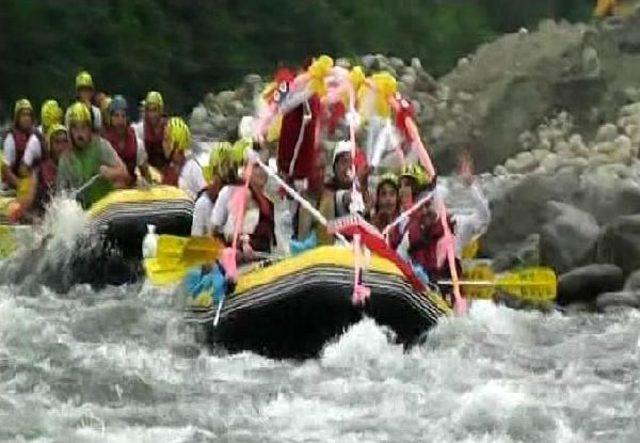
[
  {"x1": 164, "y1": 117, "x2": 191, "y2": 156},
  {"x1": 230, "y1": 138, "x2": 252, "y2": 166},
  {"x1": 400, "y1": 164, "x2": 429, "y2": 190},
  {"x1": 14, "y1": 99, "x2": 33, "y2": 121},
  {"x1": 210, "y1": 141, "x2": 232, "y2": 170},
  {"x1": 40, "y1": 100, "x2": 63, "y2": 131},
  {"x1": 46, "y1": 124, "x2": 68, "y2": 148},
  {"x1": 145, "y1": 91, "x2": 164, "y2": 111},
  {"x1": 377, "y1": 172, "x2": 399, "y2": 189},
  {"x1": 75, "y1": 70, "x2": 94, "y2": 90},
  {"x1": 67, "y1": 102, "x2": 92, "y2": 127}
]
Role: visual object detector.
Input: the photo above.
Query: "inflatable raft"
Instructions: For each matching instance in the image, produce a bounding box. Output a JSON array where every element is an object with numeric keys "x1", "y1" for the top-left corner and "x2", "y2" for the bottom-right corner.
[
  {"x1": 1, "y1": 186, "x2": 193, "y2": 289},
  {"x1": 186, "y1": 246, "x2": 451, "y2": 359}
]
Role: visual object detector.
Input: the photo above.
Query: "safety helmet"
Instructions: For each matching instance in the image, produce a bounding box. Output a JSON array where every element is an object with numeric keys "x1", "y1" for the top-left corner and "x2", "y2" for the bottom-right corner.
[
  {"x1": 14, "y1": 99, "x2": 33, "y2": 121},
  {"x1": 400, "y1": 164, "x2": 429, "y2": 190},
  {"x1": 67, "y1": 102, "x2": 92, "y2": 127},
  {"x1": 210, "y1": 141, "x2": 232, "y2": 171},
  {"x1": 109, "y1": 94, "x2": 128, "y2": 115},
  {"x1": 332, "y1": 140, "x2": 353, "y2": 166},
  {"x1": 47, "y1": 124, "x2": 68, "y2": 148},
  {"x1": 145, "y1": 91, "x2": 164, "y2": 111},
  {"x1": 75, "y1": 71, "x2": 95, "y2": 90},
  {"x1": 377, "y1": 172, "x2": 399, "y2": 190},
  {"x1": 40, "y1": 100, "x2": 63, "y2": 131},
  {"x1": 230, "y1": 138, "x2": 252, "y2": 166},
  {"x1": 164, "y1": 117, "x2": 191, "y2": 157}
]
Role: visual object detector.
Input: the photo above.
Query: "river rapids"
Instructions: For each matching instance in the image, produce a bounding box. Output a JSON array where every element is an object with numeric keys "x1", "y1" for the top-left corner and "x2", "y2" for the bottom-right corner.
[{"x1": 1, "y1": 197, "x2": 639, "y2": 442}]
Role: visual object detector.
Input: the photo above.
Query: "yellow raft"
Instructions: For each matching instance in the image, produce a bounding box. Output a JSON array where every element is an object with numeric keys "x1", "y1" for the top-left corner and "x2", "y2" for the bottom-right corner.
[{"x1": 186, "y1": 246, "x2": 451, "y2": 359}]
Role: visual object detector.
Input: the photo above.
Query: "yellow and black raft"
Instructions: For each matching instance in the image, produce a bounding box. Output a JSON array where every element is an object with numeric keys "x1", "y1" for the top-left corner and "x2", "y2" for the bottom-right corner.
[
  {"x1": 70, "y1": 185, "x2": 194, "y2": 286},
  {"x1": 186, "y1": 246, "x2": 451, "y2": 359},
  {"x1": 1, "y1": 186, "x2": 193, "y2": 289}
]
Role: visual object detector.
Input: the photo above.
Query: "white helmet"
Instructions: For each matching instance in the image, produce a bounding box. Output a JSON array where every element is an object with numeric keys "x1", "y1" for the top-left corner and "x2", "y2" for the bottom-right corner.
[{"x1": 332, "y1": 140, "x2": 353, "y2": 166}]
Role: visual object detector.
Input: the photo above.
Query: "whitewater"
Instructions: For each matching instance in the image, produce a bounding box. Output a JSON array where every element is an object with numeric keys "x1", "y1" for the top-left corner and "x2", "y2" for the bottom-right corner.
[{"x1": 1, "y1": 195, "x2": 639, "y2": 442}]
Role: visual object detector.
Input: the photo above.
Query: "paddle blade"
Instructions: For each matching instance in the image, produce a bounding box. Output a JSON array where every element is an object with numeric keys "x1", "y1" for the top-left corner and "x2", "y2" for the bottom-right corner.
[
  {"x1": 182, "y1": 236, "x2": 224, "y2": 267},
  {"x1": 156, "y1": 235, "x2": 189, "y2": 263},
  {"x1": 462, "y1": 264, "x2": 495, "y2": 299},
  {"x1": 496, "y1": 267, "x2": 557, "y2": 302},
  {"x1": 143, "y1": 257, "x2": 188, "y2": 286}
]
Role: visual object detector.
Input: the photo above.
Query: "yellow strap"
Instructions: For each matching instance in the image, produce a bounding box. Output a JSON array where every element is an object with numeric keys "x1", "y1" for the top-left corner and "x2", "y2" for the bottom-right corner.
[{"x1": 462, "y1": 265, "x2": 557, "y2": 302}]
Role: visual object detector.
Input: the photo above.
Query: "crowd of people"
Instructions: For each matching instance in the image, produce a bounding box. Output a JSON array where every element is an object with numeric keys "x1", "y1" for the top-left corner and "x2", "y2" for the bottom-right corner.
[{"x1": 2, "y1": 67, "x2": 490, "y2": 288}]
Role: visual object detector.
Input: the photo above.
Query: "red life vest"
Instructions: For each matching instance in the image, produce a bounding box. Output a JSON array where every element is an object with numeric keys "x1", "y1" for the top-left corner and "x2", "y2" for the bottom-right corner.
[
  {"x1": 162, "y1": 164, "x2": 179, "y2": 187},
  {"x1": 9, "y1": 129, "x2": 30, "y2": 175},
  {"x1": 103, "y1": 126, "x2": 138, "y2": 181},
  {"x1": 144, "y1": 116, "x2": 167, "y2": 169},
  {"x1": 277, "y1": 94, "x2": 321, "y2": 180},
  {"x1": 249, "y1": 186, "x2": 274, "y2": 253},
  {"x1": 35, "y1": 156, "x2": 57, "y2": 212}
]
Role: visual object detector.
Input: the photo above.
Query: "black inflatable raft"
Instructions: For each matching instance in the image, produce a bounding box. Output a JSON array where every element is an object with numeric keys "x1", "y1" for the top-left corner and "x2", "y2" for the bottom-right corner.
[{"x1": 186, "y1": 246, "x2": 451, "y2": 359}]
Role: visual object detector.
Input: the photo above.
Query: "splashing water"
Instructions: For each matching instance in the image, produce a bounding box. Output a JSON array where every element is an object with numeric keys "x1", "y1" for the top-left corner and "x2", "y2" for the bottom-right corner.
[{"x1": 1, "y1": 277, "x2": 639, "y2": 442}]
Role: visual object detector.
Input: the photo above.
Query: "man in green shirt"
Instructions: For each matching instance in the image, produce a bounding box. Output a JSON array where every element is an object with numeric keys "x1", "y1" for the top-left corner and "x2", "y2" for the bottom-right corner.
[{"x1": 57, "y1": 102, "x2": 129, "y2": 208}]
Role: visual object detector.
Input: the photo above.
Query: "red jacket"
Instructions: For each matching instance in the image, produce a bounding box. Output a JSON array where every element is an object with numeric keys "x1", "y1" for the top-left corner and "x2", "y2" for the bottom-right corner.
[
  {"x1": 144, "y1": 116, "x2": 167, "y2": 169},
  {"x1": 103, "y1": 126, "x2": 138, "y2": 181},
  {"x1": 277, "y1": 94, "x2": 321, "y2": 179}
]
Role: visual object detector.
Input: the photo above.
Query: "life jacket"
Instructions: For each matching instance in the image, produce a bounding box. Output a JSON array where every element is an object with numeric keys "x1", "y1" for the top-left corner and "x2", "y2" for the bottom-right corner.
[
  {"x1": 390, "y1": 212, "x2": 452, "y2": 280},
  {"x1": 248, "y1": 186, "x2": 274, "y2": 253},
  {"x1": 103, "y1": 126, "x2": 137, "y2": 181},
  {"x1": 7, "y1": 128, "x2": 43, "y2": 176},
  {"x1": 161, "y1": 164, "x2": 179, "y2": 187},
  {"x1": 277, "y1": 94, "x2": 321, "y2": 179},
  {"x1": 144, "y1": 116, "x2": 167, "y2": 169},
  {"x1": 34, "y1": 155, "x2": 57, "y2": 213}
]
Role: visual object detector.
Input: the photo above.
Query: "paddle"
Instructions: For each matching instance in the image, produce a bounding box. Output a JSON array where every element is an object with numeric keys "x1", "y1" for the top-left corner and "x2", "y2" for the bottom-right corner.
[
  {"x1": 144, "y1": 235, "x2": 224, "y2": 286},
  {"x1": 72, "y1": 174, "x2": 100, "y2": 199},
  {"x1": 438, "y1": 266, "x2": 557, "y2": 303}
]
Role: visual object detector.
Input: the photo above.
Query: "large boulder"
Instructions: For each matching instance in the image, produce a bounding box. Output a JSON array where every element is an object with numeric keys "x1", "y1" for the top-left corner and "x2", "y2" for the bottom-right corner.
[
  {"x1": 557, "y1": 264, "x2": 624, "y2": 306},
  {"x1": 596, "y1": 214, "x2": 640, "y2": 276},
  {"x1": 483, "y1": 169, "x2": 580, "y2": 257},
  {"x1": 539, "y1": 202, "x2": 599, "y2": 273}
]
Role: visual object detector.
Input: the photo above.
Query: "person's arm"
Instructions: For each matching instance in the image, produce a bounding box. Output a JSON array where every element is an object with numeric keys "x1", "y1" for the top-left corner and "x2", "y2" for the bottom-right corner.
[
  {"x1": 2, "y1": 134, "x2": 18, "y2": 187},
  {"x1": 191, "y1": 195, "x2": 211, "y2": 236},
  {"x1": 210, "y1": 186, "x2": 230, "y2": 233},
  {"x1": 98, "y1": 138, "x2": 130, "y2": 187},
  {"x1": 21, "y1": 135, "x2": 42, "y2": 172}
]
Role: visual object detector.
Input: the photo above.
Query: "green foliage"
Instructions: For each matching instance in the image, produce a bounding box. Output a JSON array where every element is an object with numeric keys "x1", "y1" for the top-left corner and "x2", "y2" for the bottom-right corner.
[{"x1": 0, "y1": 0, "x2": 593, "y2": 120}]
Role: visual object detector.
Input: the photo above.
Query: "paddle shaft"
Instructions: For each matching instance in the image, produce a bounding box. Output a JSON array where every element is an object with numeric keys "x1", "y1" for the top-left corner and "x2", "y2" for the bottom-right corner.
[
  {"x1": 253, "y1": 157, "x2": 349, "y2": 244},
  {"x1": 72, "y1": 174, "x2": 100, "y2": 198}
]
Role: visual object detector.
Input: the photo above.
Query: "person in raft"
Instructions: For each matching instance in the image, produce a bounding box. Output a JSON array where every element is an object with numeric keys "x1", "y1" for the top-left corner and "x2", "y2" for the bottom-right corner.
[
  {"x1": 161, "y1": 117, "x2": 206, "y2": 200},
  {"x1": 56, "y1": 102, "x2": 129, "y2": 208}
]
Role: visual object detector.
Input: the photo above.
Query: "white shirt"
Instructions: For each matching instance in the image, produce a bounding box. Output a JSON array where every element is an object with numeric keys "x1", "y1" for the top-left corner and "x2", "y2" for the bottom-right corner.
[
  {"x1": 178, "y1": 158, "x2": 206, "y2": 200},
  {"x1": 2, "y1": 132, "x2": 42, "y2": 169},
  {"x1": 191, "y1": 192, "x2": 215, "y2": 236},
  {"x1": 451, "y1": 182, "x2": 491, "y2": 257}
]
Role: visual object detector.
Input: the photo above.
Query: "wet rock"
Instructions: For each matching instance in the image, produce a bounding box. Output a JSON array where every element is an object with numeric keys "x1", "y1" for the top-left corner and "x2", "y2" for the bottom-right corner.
[
  {"x1": 539, "y1": 202, "x2": 599, "y2": 273},
  {"x1": 596, "y1": 214, "x2": 640, "y2": 276},
  {"x1": 557, "y1": 264, "x2": 624, "y2": 306},
  {"x1": 595, "y1": 123, "x2": 619, "y2": 143},
  {"x1": 595, "y1": 291, "x2": 640, "y2": 312},
  {"x1": 491, "y1": 234, "x2": 540, "y2": 272},
  {"x1": 624, "y1": 269, "x2": 640, "y2": 290}
]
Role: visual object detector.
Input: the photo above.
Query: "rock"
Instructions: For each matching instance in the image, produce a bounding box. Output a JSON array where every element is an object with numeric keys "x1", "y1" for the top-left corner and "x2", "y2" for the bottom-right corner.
[
  {"x1": 596, "y1": 214, "x2": 640, "y2": 276},
  {"x1": 491, "y1": 234, "x2": 540, "y2": 272},
  {"x1": 557, "y1": 264, "x2": 624, "y2": 306},
  {"x1": 596, "y1": 124, "x2": 619, "y2": 143},
  {"x1": 624, "y1": 270, "x2": 640, "y2": 290},
  {"x1": 595, "y1": 291, "x2": 640, "y2": 312},
  {"x1": 581, "y1": 46, "x2": 601, "y2": 78},
  {"x1": 483, "y1": 169, "x2": 580, "y2": 256},
  {"x1": 539, "y1": 202, "x2": 599, "y2": 273}
]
